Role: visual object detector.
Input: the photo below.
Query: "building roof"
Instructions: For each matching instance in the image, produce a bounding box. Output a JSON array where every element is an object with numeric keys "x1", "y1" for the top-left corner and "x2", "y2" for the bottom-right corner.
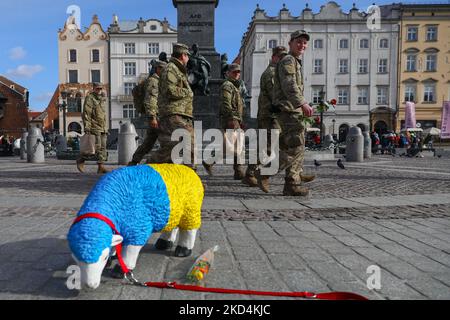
[
  {"x1": 28, "y1": 112, "x2": 41, "y2": 120},
  {"x1": 0, "y1": 75, "x2": 27, "y2": 96}
]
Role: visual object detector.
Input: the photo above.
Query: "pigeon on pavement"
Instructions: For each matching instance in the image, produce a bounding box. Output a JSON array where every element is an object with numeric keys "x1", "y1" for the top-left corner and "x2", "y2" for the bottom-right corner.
[{"x1": 337, "y1": 159, "x2": 346, "y2": 170}]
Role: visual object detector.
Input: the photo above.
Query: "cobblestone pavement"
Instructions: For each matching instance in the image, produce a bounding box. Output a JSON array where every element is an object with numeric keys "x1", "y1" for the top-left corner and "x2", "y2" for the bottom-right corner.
[{"x1": 0, "y1": 155, "x2": 449, "y2": 300}]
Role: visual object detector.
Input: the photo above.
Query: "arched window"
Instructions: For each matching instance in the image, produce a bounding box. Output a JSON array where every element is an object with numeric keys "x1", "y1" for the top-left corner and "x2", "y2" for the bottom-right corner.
[
  {"x1": 268, "y1": 39, "x2": 277, "y2": 49},
  {"x1": 338, "y1": 124, "x2": 349, "y2": 143}
]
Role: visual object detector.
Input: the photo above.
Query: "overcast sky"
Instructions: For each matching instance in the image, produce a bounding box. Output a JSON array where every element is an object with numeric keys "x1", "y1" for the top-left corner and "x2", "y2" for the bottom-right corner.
[{"x1": 0, "y1": 0, "x2": 439, "y2": 111}]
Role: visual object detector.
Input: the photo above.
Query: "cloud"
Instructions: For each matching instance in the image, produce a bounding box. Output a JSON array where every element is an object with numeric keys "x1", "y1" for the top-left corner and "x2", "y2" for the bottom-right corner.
[
  {"x1": 6, "y1": 65, "x2": 44, "y2": 79},
  {"x1": 9, "y1": 47, "x2": 27, "y2": 60}
]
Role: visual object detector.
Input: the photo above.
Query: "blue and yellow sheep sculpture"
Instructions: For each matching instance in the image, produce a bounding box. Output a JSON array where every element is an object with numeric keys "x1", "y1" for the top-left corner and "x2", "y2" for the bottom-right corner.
[{"x1": 67, "y1": 164, "x2": 204, "y2": 289}]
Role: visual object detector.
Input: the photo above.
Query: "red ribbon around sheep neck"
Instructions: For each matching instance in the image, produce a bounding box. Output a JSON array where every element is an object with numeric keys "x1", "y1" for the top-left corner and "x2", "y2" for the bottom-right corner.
[{"x1": 70, "y1": 213, "x2": 368, "y2": 300}]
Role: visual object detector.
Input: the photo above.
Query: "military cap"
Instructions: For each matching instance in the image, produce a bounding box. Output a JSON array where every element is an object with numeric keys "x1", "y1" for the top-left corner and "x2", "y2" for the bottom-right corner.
[
  {"x1": 92, "y1": 82, "x2": 103, "y2": 88},
  {"x1": 172, "y1": 43, "x2": 190, "y2": 55},
  {"x1": 272, "y1": 46, "x2": 287, "y2": 57},
  {"x1": 227, "y1": 63, "x2": 241, "y2": 73},
  {"x1": 154, "y1": 60, "x2": 167, "y2": 68},
  {"x1": 290, "y1": 30, "x2": 310, "y2": 41}
]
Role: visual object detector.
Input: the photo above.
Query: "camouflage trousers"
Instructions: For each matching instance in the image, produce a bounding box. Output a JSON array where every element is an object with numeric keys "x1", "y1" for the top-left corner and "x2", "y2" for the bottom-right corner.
[
  {"x1": 277, "y1": 112, "x2": 306, "y2": 184},
  {"x1": 149, "y1": 115, "x2": 195, "y2": 168},
  {"x1": 80, "y1": 133, "x2": 107, "y2": 164},
  {"x1": 246, "y1": 117, "x2": 281, "y2": 177},
  {"x1": 132, "y1": 128, "x2": 158, "y2": 164}
]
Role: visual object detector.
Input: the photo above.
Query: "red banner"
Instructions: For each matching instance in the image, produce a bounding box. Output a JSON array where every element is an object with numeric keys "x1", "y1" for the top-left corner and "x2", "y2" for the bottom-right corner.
[
  {"x1": 441, "y1": 101, "x2": 450, "y2": 139},
  {"x1": 405, "y1": 102, "x2": 416, "y2": 129}
]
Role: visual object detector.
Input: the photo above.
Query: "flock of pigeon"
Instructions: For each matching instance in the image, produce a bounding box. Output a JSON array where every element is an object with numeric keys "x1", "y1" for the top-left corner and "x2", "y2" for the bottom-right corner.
[{"x1": 314, "y1": 159, "x2": 346, "y2": 170}]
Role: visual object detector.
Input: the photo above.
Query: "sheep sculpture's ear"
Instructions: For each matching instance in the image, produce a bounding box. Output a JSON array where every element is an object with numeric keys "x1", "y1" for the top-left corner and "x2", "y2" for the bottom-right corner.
[{"x1": 111, "y1": 234, "x2": 123, "y2": 247}]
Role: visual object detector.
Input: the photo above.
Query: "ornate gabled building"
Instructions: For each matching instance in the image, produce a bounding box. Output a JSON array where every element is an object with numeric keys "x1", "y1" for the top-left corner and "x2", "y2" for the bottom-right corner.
[
  {"x1": 397, "y1": 3, "x2": 450, "y2": 131},
  {"x1": 108, "y1": 16, "x2": 177, "y2": 130},
  {"x1": 0, "y1": 76, "x2": 29, "y2": 138},
  {"x1": 54, "y1": 14, "x2": 109, "y2": 137},
  {"x1": 239, "y1": 2, "x2": 400, "y2": 140}
]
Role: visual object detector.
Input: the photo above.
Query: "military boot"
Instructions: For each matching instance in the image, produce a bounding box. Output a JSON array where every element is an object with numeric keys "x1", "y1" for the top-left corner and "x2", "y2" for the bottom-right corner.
[
  {"x1": 202, "y1": 161, "x2": 214, "y2": 176},
  {"x1": 76, "y1": 158, "x2": 85, "y2": 173},
  {"x1": 300, "y1": 174, "x2": 316, "y2": 183},
  {"x1": 234, "y1": 166, "x2": 245, "y2": 180},
  {"x1": 242, "y1": 175, "x2": 258, "y2": 187},
  {"x1": 256, "y1": 171, "x2": 270, "y2": 193},
  {"x1": 97, "y1": 163, "x2": 110, "y2": 174},
  {"x1": 283, "y1": 180, "x2": 309, "y2": 197}
]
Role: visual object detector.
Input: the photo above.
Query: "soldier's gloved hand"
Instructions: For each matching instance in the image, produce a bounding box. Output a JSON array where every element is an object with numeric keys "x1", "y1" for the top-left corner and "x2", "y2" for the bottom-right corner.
[
  {"x1": 301, "y1": 104, "x2": 314, "y2": 117},
  {"x1": 270, "y1": 104, "x2": 281, "y2": 114},
  {"x1": 240, "y1": 122, "x2": 246, "y2": 130},
  {"x1": 227, "y1": 120, "x2": 237, "y2": 129}
]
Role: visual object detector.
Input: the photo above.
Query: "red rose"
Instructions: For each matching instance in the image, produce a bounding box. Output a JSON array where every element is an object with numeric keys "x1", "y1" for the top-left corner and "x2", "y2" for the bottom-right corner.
[{"x1": 330, "y1": 99, "x2": 337, "y2": 105}]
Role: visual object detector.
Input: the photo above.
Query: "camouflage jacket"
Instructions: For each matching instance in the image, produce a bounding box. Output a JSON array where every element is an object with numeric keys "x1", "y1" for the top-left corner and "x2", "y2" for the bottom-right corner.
[
  {"x1": 257, "y1": 62, "x2": 276, "y2": 120},
  {"x1": 144, "y1": 73, "x2": 160, "y2": 118},
  {"x1": 273, "y1": 53, "x2": 307, "y2": 114},
  {"x1": 220, "y1": 77, "x2": 244, "y2": 127},
  {"x1": 158, "y1": 57, "x2": 194, "y2": 119},
  {"x1": 82, "y1": 92, "x2": 107, "y2": 134}
]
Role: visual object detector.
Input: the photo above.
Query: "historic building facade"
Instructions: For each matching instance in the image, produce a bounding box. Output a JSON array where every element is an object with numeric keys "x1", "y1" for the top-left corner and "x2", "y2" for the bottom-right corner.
[
  {"x1": 108, "y1": 16, "x2": 177, "y2": 130},
  {"x1": 55, "y1": 15, "x2": 109, "y2": 137},
  {"x1": 0, "y1": 76, "x2": 29, "y2": 138},
  {"x1": 397, "y1": 3, "x2": 450, "y2": 131},
  {"x1": 239, "y1": 2, "x2": 400, "y2": 140}
]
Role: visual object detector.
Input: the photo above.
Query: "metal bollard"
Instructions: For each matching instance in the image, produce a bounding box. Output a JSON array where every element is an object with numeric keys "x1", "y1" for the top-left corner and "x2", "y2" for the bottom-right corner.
[
  {"x1": 20, "y1": 131, "x2": 28, "y2": 160},
  {"x1": 362, "y1": 127, "x2": 372, "y2": 160},
  {"x1": 26, "y1": 127, "x2": 45, "y2": 163},
  {"x1": 118, "y1": 122, "x2": 138, "y2": 165},
  {"x1": 345, "y1": 126, "x2": 364, "y2": 162}
]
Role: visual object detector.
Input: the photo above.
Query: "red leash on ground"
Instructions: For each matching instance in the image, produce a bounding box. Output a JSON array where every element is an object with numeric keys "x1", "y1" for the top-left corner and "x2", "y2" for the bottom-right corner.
[{"x1": 71, "y1": 213, "x2": 369, "y2": 301}]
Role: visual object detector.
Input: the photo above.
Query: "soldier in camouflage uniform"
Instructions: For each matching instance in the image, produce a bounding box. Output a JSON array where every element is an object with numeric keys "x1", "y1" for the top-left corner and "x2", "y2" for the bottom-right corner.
[
  {"x1": 242, "y1": 46, "x2": 286, "y2": 187},
  {"x1": 76, "y1": 83, "x2": 109, "y2": 174},
  {"x1": 129, "y1": 60, "x2": 167, "y2": 166},
  {"x1": 219, "y1": 63, "x2": 246, "y2": 180},
  {"x1": 149, "y1": 43, "x2": 196, "y2": 167},
  {"x1": 257, "y1": 30, "x2": 315, "y2": 196}
]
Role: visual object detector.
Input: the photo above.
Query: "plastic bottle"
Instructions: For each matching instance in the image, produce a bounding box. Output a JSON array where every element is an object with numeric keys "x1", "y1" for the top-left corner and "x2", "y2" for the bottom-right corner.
[{"x1": 186, "y1": 245, "x2": 219, "y2": 284}]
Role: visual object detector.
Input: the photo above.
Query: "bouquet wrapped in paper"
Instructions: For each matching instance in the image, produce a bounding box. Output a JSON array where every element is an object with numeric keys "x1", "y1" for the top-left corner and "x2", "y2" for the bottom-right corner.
[{"x1": 186, "y1": 245, "x2": 219, "y2": 284}]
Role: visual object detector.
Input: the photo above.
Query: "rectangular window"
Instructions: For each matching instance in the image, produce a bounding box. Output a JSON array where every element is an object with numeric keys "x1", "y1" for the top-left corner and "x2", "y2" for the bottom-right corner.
[
  {"x1": 314, "y1": 39, "x2": 323, "y2": 49},
  {"x1": 268, "y1": 40, "x2": 277, "y2": 49},
  {"x1": 404, "y1": 85, "x2": 416, "y2": 102},
  {"x1": 68, "y1": 70, "x2": 78, "y2": 83},
  {"x1": 313, "y1": 59, "x2": 323, "y2": 73},
  {"x1": 337, "y1": 87, "x2": 349, "y2": 105},
  {"x1": 123, "y1": 104, "x2": 136, "y2": 119},
  {"x1": 124, "y1": 43, "x2": 136, "y2": 54},
  {"x1": 406, "y1": 55, "x2": 417, "y2": 72},
  {"x1": 378, "y1": 59, "x2": 388, "y2": 73},
  {"x1": 124, "y1": 83, "x2": 136, "y2": 95},
  {"x1": 357, "y1": 87, "x2": 369, "y2": 104},
  {"x1": 426, "y1": 26, "x2": 438, "y2": 41},
  {"x1": 426, "y1": 54, "x2": 437, "y2": 71},
  {"x1": 91, "y1": 70, "x2": 101, "y2": 83},
  {"x1": 360, "y1": 39, "x2": 369, "y2": 49},
  {"x1": 377, "y1": 87, "x2": 389, "y2": 104},
  {"x1": 148, "y1": 43, "x2": 160, "y2": 55},
  {"x1": 379, "y1": 39, "x2": 389, "y2": 49},
  {"x1": 92, "y1": 49, "x2": 100, "y2": 63},
  {"x1": 339, "y1": 59, "x2": 348, "y2": 73},
  {"x1": 312, "y1": 87, "x2": 324, "y2": 104},
  {"x1": 359, "y1": 59, "x2": 368, "y2": 73},
  {"x1": 124, "y1": 62, "x2": 136, "y2": 76},
  {"x1": 424, "y1": 84, "x2": 436, "y2": 102},
  {"x1": 407, "y1": 26, "x2": 418, "y2": 41},
  {"x1": 69, "y1": 49, "x2": 77, "y2": 63},
  {"x1": 339, "y1": 39, "x2": 349, "y2": 49}
]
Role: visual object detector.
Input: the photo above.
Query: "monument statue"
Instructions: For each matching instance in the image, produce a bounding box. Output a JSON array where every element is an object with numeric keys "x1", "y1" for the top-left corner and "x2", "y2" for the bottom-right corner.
[
  {"x1": 187, "y1": 44, "x2": 211, "y2": 96},
  {"x1": 220, "y1": 53, "x2": 228, "y2": 79}
]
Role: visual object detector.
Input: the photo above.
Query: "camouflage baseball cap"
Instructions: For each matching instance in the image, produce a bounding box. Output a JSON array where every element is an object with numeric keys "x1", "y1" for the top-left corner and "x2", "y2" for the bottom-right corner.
[
  {"x1": 227, "y1": 63, "x2": 241, "y2": 73},
  {"x1": 272, "y1": 46, "x2": 287, "y2": 56},
  {"x1": 290, "y1": 30, "x2": 310, "y2": 41},
  {"x1": 172, "y1": 43, "x2": 190, "y2": 55},
  {"x1": 92, "y1": 82, "x2": 102, "y2": 88}
]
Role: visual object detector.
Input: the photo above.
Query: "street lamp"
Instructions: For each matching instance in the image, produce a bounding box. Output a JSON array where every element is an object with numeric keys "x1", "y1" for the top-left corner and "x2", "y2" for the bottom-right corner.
[
  {"x1": 332, "y1": 119, "x2": 336, "y2": 136},
  {"x1": 59, "y1": 90, "x2": 70, "y2": 138},
  {"x1": 319, "y1": 90, "x2": 326, "y2": 143}
]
